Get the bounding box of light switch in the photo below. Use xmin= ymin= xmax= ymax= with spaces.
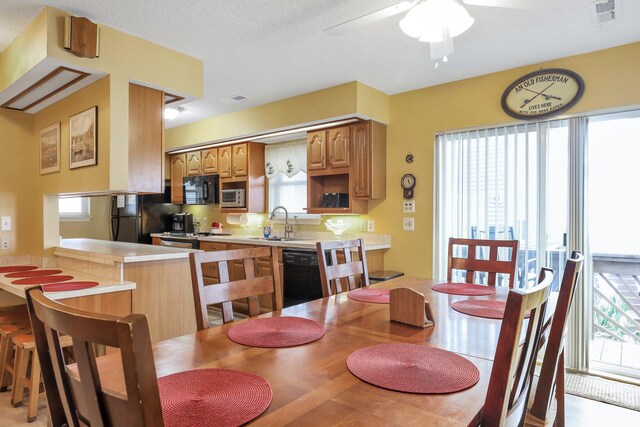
xmin=403 ymin=200 xmax=415 ymax=213
xmin=403 ymin=218 xmax=415 ymax=231
xmin=1 ymin=216 xmax=11 ymax=231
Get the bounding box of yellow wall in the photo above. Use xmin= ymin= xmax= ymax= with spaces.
xmin=59 ymin=196 xmax=111 ymax=240
xmin=0 ymin=110 xmax=35 ymax=256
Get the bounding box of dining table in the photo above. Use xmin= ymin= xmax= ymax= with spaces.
xmin=85 ymin=276 xmax=551 ymax=427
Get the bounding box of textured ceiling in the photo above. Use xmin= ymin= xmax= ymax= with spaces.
xmin=1 ymin=0 xmax=639 ymax=128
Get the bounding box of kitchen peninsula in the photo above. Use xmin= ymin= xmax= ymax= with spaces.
xmin=54 ymin=239 xmax=200 ymax=342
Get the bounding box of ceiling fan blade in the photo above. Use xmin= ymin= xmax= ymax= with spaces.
xmin=462 ymin=0 xmax=549 ymax=9
xmin=324 ymin=1 xmax=415 ymax=36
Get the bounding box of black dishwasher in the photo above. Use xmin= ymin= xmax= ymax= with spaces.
xmin=282 ymin=249 xmax=326 ymax=307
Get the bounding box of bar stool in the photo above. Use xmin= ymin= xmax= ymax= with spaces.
xmin=11 ymin=333 xmax=73 ymax=422
xmin=0 ymin=318 xmax=32 ymax=392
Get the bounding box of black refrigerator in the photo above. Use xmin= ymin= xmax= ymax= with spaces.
xmin=110 ymin=190 xmax=181 ymax=244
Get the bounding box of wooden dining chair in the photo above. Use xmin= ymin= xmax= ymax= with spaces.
xmin=189 ymin=246 xmax=283 ymax=329
xmin=470 ymin=267 xmax=554 ymax=427
xmin=316 ymin=239 xmax=369 ymax=297
xmin=448 ymin=237 xmax=520 ymax=288
xmin=526 ymin=251 xmax=584 ymax=427
xmin=24 ymin=286 xmax=165 ymax=427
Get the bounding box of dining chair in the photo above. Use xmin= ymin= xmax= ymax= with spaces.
xmin=526 ymin=251 xmax=584 ymax=427
xmin=24 ymin=286 xmax=165 ymax=427
xmin=316 ymin=238 xmax=369 ymax=297
xmin=448 ymin=237 xmax=520 ymax=288
xmin=189 ymin=246 xmax=283 ymax=329
xmin=470 ymin=267 xmax=554 ymax=427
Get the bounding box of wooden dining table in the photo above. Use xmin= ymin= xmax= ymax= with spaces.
xmin=88 ymin=276 xmax=542 ymax=427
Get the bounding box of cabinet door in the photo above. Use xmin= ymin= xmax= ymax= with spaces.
xmin=186 ymin=151 xmax=202 ymax=176
xmin=232 ymin=143 xmax=248 ymax=177
xmin=327 ymin=126 xmax=350 ymax=168
xmin=351 ymin=122 xmax=370 ymax=198
xmin=218 ymin=146 xmax=232 ymax=178
xmin=307 ymin=131 xmax=326 ymax=170
xmin=202 ymin=148 xmax=218 ymax=174
xmin=170 ymin=154 xmax=186 ymax=204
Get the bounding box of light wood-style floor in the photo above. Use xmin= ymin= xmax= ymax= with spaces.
xmin=1 ymin=388 xmax=639 ymax=426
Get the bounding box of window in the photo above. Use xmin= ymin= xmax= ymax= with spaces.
xmin=268 ymin=171 xmax=308 ymax=214
xmin=59 ymin=197 xmax=91 ymax=221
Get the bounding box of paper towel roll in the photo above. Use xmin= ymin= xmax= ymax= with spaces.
xmin=226 ymin=213 xmax=249 ymax=225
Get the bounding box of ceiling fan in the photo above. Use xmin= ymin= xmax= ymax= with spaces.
xmin=324 ymin=0 xmax=549 ymax=67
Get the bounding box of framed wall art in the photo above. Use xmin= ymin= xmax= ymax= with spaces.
xmin=69 ymin=106 xmax=98 ymax=169
xmin=39 ymin=121 xmax=61 ymax=174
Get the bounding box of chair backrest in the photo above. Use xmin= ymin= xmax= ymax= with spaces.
xmin=477 ymin=268 xmax=554 ymax=427
xmin=316 ymin=239 xmax=369 ymax=297
xmin=448 ymin=237 xmax=520 ymax=288
xmin=528 ymin=251 xmax=584 ymax=422
xmin=189 ymin=246 xmax=283 ymax=329
xmin=25 ymin=286 xmax=163 ymax=427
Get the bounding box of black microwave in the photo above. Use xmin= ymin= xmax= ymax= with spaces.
xmin=183 ymin=175 xmax=219 ymax=205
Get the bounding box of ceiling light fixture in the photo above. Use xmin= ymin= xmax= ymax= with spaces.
xmin=399 ymin=0 xmax=474 ymax=68
xmin=164 ymin=106 xmax=183 ymax=120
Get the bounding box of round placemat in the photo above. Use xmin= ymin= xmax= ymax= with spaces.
xmin=158 ymin=368 xmax=272 ymax=427
xmin=431 ymin=282 xmax=496 ymax=296
xmin=0 ymin=265 xmax=38 ymax=273
xmin=42 ymin=281 xmax=99 ymax=292
xmin=347 ymin=343 xmax=479 ymax=394
xmin=12 ymin=275 xmax=74 ymax=285
xmin=348 ymin=288 xmax=390 ymax=304
xmin=227 ymin=316 xmax=325 ymax=348
xmin=451 ymin=300 xmax=529 ymax=319
xmin=6 ymin=269 xmax=62 ymax=278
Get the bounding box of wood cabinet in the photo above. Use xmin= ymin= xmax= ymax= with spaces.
xmin=152 ymin=237 xmax=161 ymax=246
xmin=128 ymin=83 xmax=165 ymax=193
xmin=170 ymin=154 xmax=186 ymax=204
xmin=232 ymin=143 xmax=248 ymax=177
xmin=307 ymin=131 xmax=326 ymax=170
xmin=306 ymin=120 xmax=386 ymax=214
xmin=202 ymin=148 xmax=218 ymax=174
xmin=327 ymin=126 xmax=350 ymax=168
xmin=218 ymin=146 xmax=232 ymax=179
xmin=219 ymin=142 xmax=265 ymax=213
xmin=186 ymin=151 xmax=202 ymax=176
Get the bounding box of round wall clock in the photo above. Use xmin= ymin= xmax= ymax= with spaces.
xmin=401 ymin=173 xmax=416 ymax=199
xmin=501 ymin=68 xmax=584 ymax=120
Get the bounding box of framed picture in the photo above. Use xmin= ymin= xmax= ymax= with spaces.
xmin=39 ymin=122 xmax=61 ymax=174
xmin=69 ymin=106 xmax=98 ymax=169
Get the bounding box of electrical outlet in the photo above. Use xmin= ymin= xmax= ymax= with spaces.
xmin=403 ymin=200 xmax=415 ymax=213
xmin=1 ymin=236 xmax=10 ymax=250
xmin=203 ymin=217 xmax=208 ymax=226
xmin=257 ymin=217 xmax=263 ymax=228
xmin=360 ymin=220 xmax=366 ymax=232
xmin=367 ymin=220 xmax=374 ymax=232
xmin=403 ymin=218 xmax=415 ymax=231
xmin=1 ymin=216 xmax=10 ymax=231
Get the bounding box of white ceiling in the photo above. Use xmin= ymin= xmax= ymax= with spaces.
xmin=1 ymin=0 xmax=639 ymax=129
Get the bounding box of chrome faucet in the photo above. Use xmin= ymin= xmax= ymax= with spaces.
xmin=269 ymin=205 xmax=293 ymax=240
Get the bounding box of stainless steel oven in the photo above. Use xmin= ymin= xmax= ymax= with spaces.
xmin=159 ymin=237 xmax=199 ymax=249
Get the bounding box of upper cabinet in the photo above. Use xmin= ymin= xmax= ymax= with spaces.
xmin=306 ymin=120 xmax=386 ymax=214
xmin=218 ymin=146 xmax=232 ymax=179
xmin=186 ymin=151 xmax=202 ymax=176
xmin=170 ymin=154 xmax=186 ymax=204
xmin=232 ymin=143 xmax=248 ymax=177
xmin=128 ymin=83 xmax=165 ymax=193
xmin=202 ymin=148 xmax=218 ymax=174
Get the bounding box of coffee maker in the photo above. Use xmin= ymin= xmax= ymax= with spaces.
xmin=171 ymin=213 xmax=194 ymax=234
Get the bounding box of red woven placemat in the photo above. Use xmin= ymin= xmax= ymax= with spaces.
xmin=348 ymin=288 xmax=390 ymax=304
xmin=451 ymin=300 xmax=529 ymax=319
xmin=227 ymin=316 xmax=325 ymax=348
xmin=347 ymin=343 xmax=480 ymax=394
xmin=12 ymin=275 xmax=74 ymax=285
xmin=42 ymin=281 xmax=99 ymax=292
xmin=158 ymin=368 xmax=272 ymax=427
xmin=0 ymin=266 xmax=38 ymax=273
xmin=6 ymin=269 xmax=62 ymax=278
xmin=431 ymin=282 xmax=496 ymax=296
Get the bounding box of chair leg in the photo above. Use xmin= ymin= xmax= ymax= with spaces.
xmin=554 ymin=351 xmax=566 ymax=427
xmin=0 ymin=334 xmax=11 ymax=392
xmin=11 ymin=343 xmax=28 ymax=406
xmin=27 ymin=351 xmax=41 ymax=423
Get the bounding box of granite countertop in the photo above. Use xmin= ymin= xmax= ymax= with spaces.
xmin=55 ymin=238 xmax=201 ymax=264
xmin=0 ymin=267 xmax=135 ymax=300
xmin=151 ymin=233 xmax=391 ymax=251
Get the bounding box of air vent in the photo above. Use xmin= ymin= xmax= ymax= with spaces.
xmin=220 ymin=95 xmax=247 ymax=104
xmin=591 ymin=0 xmax=616 ymax=25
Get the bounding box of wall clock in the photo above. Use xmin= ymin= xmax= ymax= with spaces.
xmin=401 ymin=173 xmax=416 ymax=199
xmin=501 ymin=68 xmax=584 ymax=120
